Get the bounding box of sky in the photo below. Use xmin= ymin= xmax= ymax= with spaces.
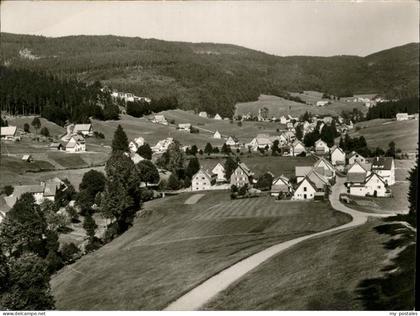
xmin=1 ymin=1 xmax=419 ymax=57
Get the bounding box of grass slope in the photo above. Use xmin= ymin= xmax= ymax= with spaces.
xmin=204 ymin=219 xmax=393 ymax=310
xmin=349 ymin=119 xmax=418 ymax=153
xmin=51 ymin=191 xmax=350 ymax=310
xmin=6 ymin=116 xmax=66 ymax=138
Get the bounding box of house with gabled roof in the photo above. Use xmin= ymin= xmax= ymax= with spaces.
xmin=295 ymin=166 xmax=314 ymax=183
xmin=347 ymin=160 xmax=370 ymax=175
xmin=290 ymin=140 xmax=306 ymax=156
xmin=1 ymin=126 xmax=17 ymax=140
xmin=330 ymin=146 xmax=346 ymax=166
xmin=177 ymin=123 xmax=192 ymax=132
xmin=371 ymin=157 xmax=395 ymax=185
xmin=230 ymin=163 xmax=254 ymax=187
xmin=225 ymin=136 xmax=239 ymax=147
xmin=199 ymin=111 xmax=208 ymax=118
xmin=293 ymin=177 xmax=317 ymax=200
xmin=213 ymin=130 xmax=222 ymax=139
xmin=347 ymin=172 xmax=390 ymax=197
xmin=348 ymin=151 xmax=366 ymax=165
xmin=192 ymin=168 xmax=213 ymax=191
xmin=315 ymin=139 xmax=329 ymax=155
xmin=152 ymin=115 xmax=168 ymax=125
xmin=65 ymin=135 xmax=86 ymax=152
xmin=211 ymin=163 xmax=226 ymax=183
xmin=73 ymin=124 xmax=93 ymax=137
xmin=271 ymin=175 xmax=292 ymax=197
xmin=247 ymin=134 xmax=272 ymax=151
xmin=214 ymin=113 xmax=222 ymax=120
xmin=313 ymin=157 xmax=335 ymax=179
xmin=306 ymin=169 xmax=330 ymax=191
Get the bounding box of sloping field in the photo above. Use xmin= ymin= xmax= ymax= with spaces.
xmin=203 ymin=219 xmax=397 ymax=310
xmin=51 ymin=191 xmax=350 ymax=310
xmin=91 ymin=114 xmax=225 ymax=148
xmin=235 ymin=94 xmax=367 ymax=118
xmin=349 ymin=119 xmax=418 ymax=153
xmin=7 ymin=116 xmax=65 ymax=138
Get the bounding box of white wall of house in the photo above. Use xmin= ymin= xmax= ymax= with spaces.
xmin=348 ymin=162 xmax=367 ymax=174
xmin=212 ymin=163 xmax=226 ymax=182
xmin=331 ymin=149 xmax=346 ymax=165
xmin=349 ymin=154 xmax=366 ymax=165
xmin=349 ymin=186 xmax=367 ymax=196
xmin=293 ymin=179 xmax=316 ymax=200
xmin=230 ymin=167 xmax=249 ymax=187
xmin=192 ymin=170 xmax=211 ymax=191
xmin=374 ymin=169 xmax=395 ymax=186
xmin=292 ymin=143 xmax=306 ymax=156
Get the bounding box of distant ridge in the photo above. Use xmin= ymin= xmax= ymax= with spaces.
xmin=1 ymin=32 xmax=418 ymax=116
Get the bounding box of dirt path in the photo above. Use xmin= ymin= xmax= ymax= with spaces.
xmin=184 ymin=193 xmax=205 ymax=205
xmin=164 ymin=176 xmax=396 ymax=311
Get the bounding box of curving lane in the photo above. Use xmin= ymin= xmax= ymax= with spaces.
xmin=164 ymin=176 xmax=397 ymax=311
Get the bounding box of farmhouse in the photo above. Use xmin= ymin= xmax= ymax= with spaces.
xmin=313 ymin=157 xmax=335 ymax=179
xmin=49 ymin=142 xmax=65 ymax=151
xmin=1 ymin=126 xmax=17 ymax=140
xmin=293 ymin=177 xmax=317 ymax=200
xmin=316 ymin=100 xmax=329 ymax=107
xmin=22 ymin=154 xmax=33 ymax=162
xmin=199 ymin=111 xmax=208 ymax=118
xmin=230 ymin=163 xmax=254 ymax=187
xmin=211 ymin=163 xmax=226 ymax=183
xmin=330 ymin=146 xmax=346 ymax=166
xmin=295 ymin=166 xmax=313 ymax=183
xmin=306 ymin=169 xmax=330 ymax=191
xmin=192 ymin=169 xmax=212 ymax=191
xmin=247 ymin=134 xmax=272 ymax=151
xmin=396 ymin=113 xmax=409 ymax=121
xmin=225 ymin=136 xmax=239 ymax=147
xmin=323 ymin=116 xmax=333 ymax=124
xmin=271 ymin=134 xmax=288 ymax=146
xmin=347 ymin=172 xmax=390 ymax=197
xmin=178 ymin=123 xmax=191 ymax=132
xmin=65 ymin=135 xmax=86 ymax=152
xmin=280 ymin=115 xmax=290 ymax=124
xmin=152 ymin=137 xmax=173 ymax=154
xmin=271 ymin=175 xmax=291 ymax=197
xmin=347 ymin=160 xmax=370 ymax=175
xmin=371 ymin=157 xmax=395 ymax=185
xmin=314 ymin=139 xmax=329 ymax=155
xmin=214 ymin=113 xmax=222 ymax=120
xmin=152 ymin=115 xmax=168 ymax=125
xmin=73 ymin=124 xmax=93 ymax=137
xmin=290 ymin=140 xmax=306 ymax=156
xmin=213 ymin=130 xmax=222 ymax=139
xmin=348 ymin=151 xmax=366 ymax=165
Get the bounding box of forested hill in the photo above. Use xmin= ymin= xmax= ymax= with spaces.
xmin=1 ymin=32 xmax=418 ymax=117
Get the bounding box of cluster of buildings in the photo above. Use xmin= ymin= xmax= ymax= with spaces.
xmin=396 ymin=113 xmax=418 ymax=121
xmin=110 ymin=90 xmax=151 ymax=104
xmin=57 ymin=123 xmax=94 ymax=153
xmin=0 ymin=126 xmax=19 ymax=141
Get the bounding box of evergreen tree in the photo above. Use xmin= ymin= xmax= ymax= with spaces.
xmin=186 ymin=157 xmax=200 ymax=178
xmin=167 ymin=173 xmax=181 ymax=190
xmin=295 ymin=124 xmax=303 ymax=141
xmin=190 ymin=145 xmax=198 ymax=156
xmin=137 ymin=143 xmax=152 ymax=160
xmin=79 ymin=170 xmax=106 ymax=203
xmin=31 ymin=117 xmax=41 ymax=135
xmin=40 ymin=127 xmax=50 ymax=137
xmin=385 ymin=141 xmax=396 ymax=158
xmin=271 ymin=140 xmax=280 ymax=156
xmin=83 ymin=214 xmax=97 ymax=240
xmin=111 ymin=125 xmax=129 ymax=153
xmin=224 ymin=157 xmax=238 ymax=180
xmin=136 ymin=160 xmax=160 ymax=185
xmin=23 ymin=123 xmax=30 ymax=133
xmin=204 ymin=143 xmax=213 ymax=155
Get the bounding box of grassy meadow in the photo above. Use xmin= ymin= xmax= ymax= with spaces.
xmin=51 ymin=191 xmax=351 ymax=310
xmin=204 ymin=219 xmax=392 ymax=310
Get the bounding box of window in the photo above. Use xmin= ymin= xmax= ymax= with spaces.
xmin=303 ymin=187 xmax=307 ymax=192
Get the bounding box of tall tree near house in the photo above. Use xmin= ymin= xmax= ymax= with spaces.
xmin=137 ymin=143 xmax=153 ymax=160
xmin=31 ymin=117 xmax=41 ymax=135
xmin=255 ymin=172 xmax=273 ymax=191
xmin=0 ymin=117 xmax=7 ymax=127
xmin=190 ymin=145 xmax=198 ymax=156
xmin=101 ymin=151 xmax=141 ymax=235
xmin=79 ymin=170 xmax=106 ymax=203
xmin=23 ymin=123 xmax=30 ymax=133
xmin=83 ymin=213 xmax=97 ymax=241
xmin=111 ymin=124 xmax=129 ymax=153
xmin=224 ymin=157 xmax=238 ymax=180
xmin=186 ymin=157 xmax=200 ymax=178
xmin=40 ymin=126 xmax=50 ymax=137
xmin=156 ymin=141 xmax=185 ymax=174
xmin=385 ymin=141 xmax=396 ymax=158
xmin=271 ymin=140 xmax=280 ymax=156
xmin=221 ymin=143 xmax=231 ymax=155
xmin=136 ymin=160 xmax=160 ymax=185
xmin=320 ymin=125 xmax=335 ymax=147
xmin=204 ymin=142 xmax=213 ymax=155
xmin=295 ymin=124 xmax=303 ymax=141
xmin=0 ymin=252 xmax=55 ymax=310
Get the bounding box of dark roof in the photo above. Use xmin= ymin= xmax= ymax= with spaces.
xmin=346 ymin=172 xmax=366 ymax=183
xmin=371 ymin=157 xmax=393 ymax=170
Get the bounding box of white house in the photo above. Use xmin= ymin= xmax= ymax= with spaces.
xmin=280 ymin=115 xmax=290 ymax=124
xmin=214 ymin=113 xmax=222 ymax=120
xmin=313 ymin=157 xmax=335 ymax=179
xmin=178 ymin=123 xmax=191 ymax=132
xmin=247 ymin=134 xmax=272 ymax=151
xmin=230 ymin=163 xmax=253 ymax=187
xmin=348 ymin=172 xmax=390 ymax=197
xmin=316 ymin=100 xmax=329 ymax=107
xmin=152 ymin=137 xmax=173 ymax=154
xmin=213 ymin=130 xmax=222 ymax=139
xmin=293 ymin=177 xmax=317 ymax=200
xmin=271 ymin=134 xmax=288 ymax=146
xmin=199 ymin=111 xmax=208 ymax=118
xmin=192 ymin=169 xmax=212 ymax=191
xmin=152 ymin=115 xmax=168 ymax=125
xmin=323 ymin=116 xmax=333 ymax=124
xmin=212 ymin=163 xmax=226 ymax=183
xmin=73 ymin=124 xmax=93 ymax=137
xmin=330 ymin=146 xmax=346 ymax=166
xmin=371 ymin=157 xmax=395 ymax=185
xmin=314 ymin=139 xmax=329 ymax=155
xmin=348 ymin=151 xmax=366 ymax=165
xmin=271 ymin=175 xmax=291 ymax=197
xmin=65 ymin=135 xmax=86 ymax=152
xmin=290 ymin=140 xmax=306 ymax=156
xmin=347 ymin=160 xmax=370 ymax=175
xmin=225 ymin=136 xmax=239 ymax=147
xmin=0 ymin=126 xmax=17 ymax=140
xmin=396 ymin=113 xmax=409 ymax=121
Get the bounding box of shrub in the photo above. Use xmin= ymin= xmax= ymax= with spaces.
xmin=190 ymin=126 xmax=199 ymax=133
xmin=61 ymin=242 xmax=80 ymax=262
xmin=94 ymin=131 xmax=105 ymax=139
xmin=40 ymin=127 xmax=50 ymax=137
xmin=3 ymin=185 xmax=14 ymax=196
xmin=23 ymin=123 xmax=30 ymax=133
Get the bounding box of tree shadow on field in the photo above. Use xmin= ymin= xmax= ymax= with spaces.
xmin=355 ymin=221 xmax=416 ymax=310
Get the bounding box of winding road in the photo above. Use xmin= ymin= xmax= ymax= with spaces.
xmin=164 ymin=176 xmax=397 ymax=311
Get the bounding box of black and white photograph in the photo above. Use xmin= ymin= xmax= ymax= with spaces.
xmin=0 ymin=0 xmax=418 ymax=312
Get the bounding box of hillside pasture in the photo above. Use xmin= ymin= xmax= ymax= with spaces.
xmin=6 ymin=116 xmax=66 ymax=138
xmin=51 ymin=191 xmax=350 ymax=310
xmin=204 ymin=219 xmax=392 ymax=310
xmin=349 ymin=119 xmax=418 ymax=153
xmin=235 ymin=94 xmax=367 ymax=119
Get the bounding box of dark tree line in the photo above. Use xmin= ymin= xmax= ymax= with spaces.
xmin=126 ymin=96 xmax=178 ymax=118
xmin=0 ymin=66 xmax=119 ymax=126
xmin=366 ymin=97 xmax=419 ymax=120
